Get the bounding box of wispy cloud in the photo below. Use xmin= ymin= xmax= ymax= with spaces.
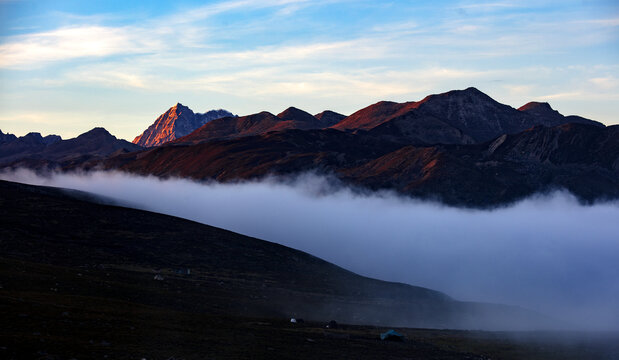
xmin=0 ymin=26 xmax=145 ymax=68
xmin=589 ymin=76 xmax=618 ymax=90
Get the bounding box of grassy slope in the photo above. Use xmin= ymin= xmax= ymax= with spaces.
xmin=0 ymin=180 xmax=617 ymax=359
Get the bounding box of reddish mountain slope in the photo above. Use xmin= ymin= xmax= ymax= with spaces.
xmin=272 ymin=107 xmax=324 ymax=131
xmin=344 ymin=123 xmax=618 ymax=205
xmin=176 ymin=107 xmax=328 ymax=144
xmin=332 ymin=100 xmax=419 ymax=131
xmin=176 ymin=111 xmax=280 ymax=144
xmin=104 ymin=123 xmax=618 ymax=207
xmin=107 ymin=129 xmax=400 ymax=180
xmin=133 ymin=103 xmax=233 ymax=147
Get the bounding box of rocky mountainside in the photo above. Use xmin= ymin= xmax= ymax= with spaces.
xmin=0 ymin=131 xmax=60 ymax=146
xmin=105 ymin=123 xmax=618 ymax=207
xmin=0 ymin=130 xmax=17 ymax=144
xmin=0 ymin=131 xmax=62 ymax=163
xmin=344 ymin=123 xmax=619 ymax=206
xmin=332 ymin=100 xmax=419 ymax=131
xmin=333 ymin=88 xmax=603 ymax=143
xmin=314 ymin=110 xmax=346 ymax=127
xmin=175 ymin=106 xmax=337 ymax=145
xmin=0 ymin=128 xmax=141 ymax=169
xmin=133 ymin=103 xmax=234 ymax=147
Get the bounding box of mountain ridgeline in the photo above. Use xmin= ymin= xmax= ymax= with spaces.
xmin=1 ymin=87 xmax=616 ymax=207
xmin=0 ymin=128 xmax=140 ymax=170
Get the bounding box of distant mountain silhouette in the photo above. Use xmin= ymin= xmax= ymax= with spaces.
xmin=314 ymin=110 xmax=346 ymax=127
xmin=133 ymin=103 xmax=234 ymax=147
xmin=0 ymin=130 xmax=17 ymax=145
xmin=0 ymin=127 xmax=141 ymax=169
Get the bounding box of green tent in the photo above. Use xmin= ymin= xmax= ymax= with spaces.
xmin=380 ymin=329 xmax=405 ymax=341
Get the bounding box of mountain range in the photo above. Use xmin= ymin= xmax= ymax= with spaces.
xmin=1 ymin=87 xmax=616 ymax=207
xmin=0 ymin=128 xmax=140 ymax=170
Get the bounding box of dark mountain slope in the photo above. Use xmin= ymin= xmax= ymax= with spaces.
xmin=175 ymin=111 xmax=283 ymax=144
xmin=107 ymin=129 xmax=402 ymax=180
xmin=176 ymin=107 xmax=328 ymax=144
xmin=332 ymin=100 xmax=419 ymax=131
xmin=344 ymin=124 xmax=619 ymax=206
xmin=104 ymin=123 xmax=618 ymax=207
xmin=332 ymin=88 xmax=604 ymax=144
xmin=518 ymin=102 xmax=602 ymax=128
xmin=0 ymin=132 xmax=61 ymax=161
xmin=314 ymin=110 xmax=346 ymax=127
xmin=6 ymin=180 xmax=611 ymax=359
xmin=365 ymin=110 xmax=475 ymax=145
xmin=0 ymin=129 xmax=17 ymax=144
xmin=410 ymin=87 xmax=533 ymax=142
xmin=0 ymin=128 xmax=140 ymax=168
xmin=0 ymin=179 xmax=547 ymax=330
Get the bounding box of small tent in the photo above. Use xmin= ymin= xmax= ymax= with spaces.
xmin=380 ymin=329 xmax=405 ymax=341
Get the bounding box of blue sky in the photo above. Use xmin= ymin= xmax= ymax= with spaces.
xmin=0 ymin=0 xmax=617 ymax=140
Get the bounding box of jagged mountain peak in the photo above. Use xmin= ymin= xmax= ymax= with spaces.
xmin=133 ymin=103 xmax=234 ymax=147
xmin=0 ymin=129 xmax=17 ymax=145
xmin=315 ymin=110 xmax=346 ymax=127
xmin=277 ymin=107 xmax=316 ymax=122
xmin=418 ymin=87 xmax=497 ymax=106
xmin=20 ymin=132 xmax=61 ymax=146
xmin=171 ymin=102 xmax=191 ymax=111
xmin=78 ymin=127 xmax=115 ymax=140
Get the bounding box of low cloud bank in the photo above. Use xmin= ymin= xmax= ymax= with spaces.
xmin=3 ymin=169 xmax=619 ymax=330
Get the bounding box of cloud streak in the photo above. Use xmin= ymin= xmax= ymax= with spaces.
xmin=0 ymin=26 xmax=145 ymax=68
xmin=2 ymin=169 xmax=618 ymax=331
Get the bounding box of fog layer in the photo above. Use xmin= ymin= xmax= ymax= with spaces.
xmin=3 ymin=169 xmax=618 ymax=330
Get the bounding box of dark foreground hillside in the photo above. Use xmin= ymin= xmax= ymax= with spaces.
xmin=1 ymin=180 xmax=617 ymax=359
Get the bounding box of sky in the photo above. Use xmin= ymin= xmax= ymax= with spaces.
xmin=0 ymin=0 xmax=618 ymax=141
